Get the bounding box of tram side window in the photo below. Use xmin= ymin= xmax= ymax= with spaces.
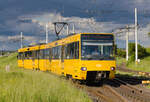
xmin=21 ymin=52 xmax=24 ymax=60
xmin=57 ymin=46 xmax=61 ymax=59
xmin=24 ymin=52 xmax=28 ymax=59
xmin=28 ymin=51 xmax=32 ymax=59
xmin=24 ymin=51 xmax=30 ymax=59
xmin=52 ymin=46 xmax=61 ymax=59
xmin=52 ymin=47 xmax=56 ymax=59
xmin=74 ymin=42 xmax=79 ymax=59
xmin=39 ymin=50 xmax=44 ymax=59
xmin=32 ymin=51 xmax=36 ymax=59
xmin=18 ymin=53 xmax=20 ymax=59
xmin=65 ymin=42 xmax=79 ymax=59
xmin=18 ymin=52 xmax=22 ymax=59
xmin=44 ymin=49 xmax=50 ymax=59
xmin=35 ymin=50 xmax=39 ymax=59
xmin=49 ymin=48 xmax=52 ymax=60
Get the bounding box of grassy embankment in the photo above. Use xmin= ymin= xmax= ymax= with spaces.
xmin=0 ymin=53 xmax=91 ymax=102
xmin=116 ymin=48 xmax=150 ymax=73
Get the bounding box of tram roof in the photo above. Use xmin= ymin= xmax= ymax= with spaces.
xmin=18 ymin=33 xmax=114 ymax=52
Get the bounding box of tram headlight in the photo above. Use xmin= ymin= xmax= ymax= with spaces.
xmin=81 ymin=67 xmax=87 ymax=71
xmin=110 ymin=67 xmax=115 ymax=71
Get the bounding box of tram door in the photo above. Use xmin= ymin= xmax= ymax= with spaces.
xmin=48 ymin=48 xmax=51 ymax=71
xmin=61 ymin=45 xmax=65 ymax=75
xmin=22 ymin=52 xmax=24 ymax=68
xmin=32 ymin=51 xmax=36 ymax=69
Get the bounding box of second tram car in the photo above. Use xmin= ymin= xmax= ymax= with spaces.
xmin=18 ymin=33 xmax=116 ymax=83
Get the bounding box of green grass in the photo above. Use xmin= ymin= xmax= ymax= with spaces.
xmin=147 ymin=85 xmax=150 ymax=88
xmin=116 ymin=70 xmax=135 ymax=76
xmin=127 ymin=56 xmax=150 ymax=72
xmin=0 ymin=53 xmax=91 ymax=102
xmin=116 ymin=56 xmax=150 ymax=72
xmin=116 ymin=52 xmax=150 ymax=73
xmin=116 ymin=57 xmax=126 ymax=66
xmin=146 ymin=48 xmax=150 ymax=54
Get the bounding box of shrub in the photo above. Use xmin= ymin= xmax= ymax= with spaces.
xmin=117 ymin=48 xmax=126 ymax=58
xmin=128 ymin=43 xmax=148 ymax=61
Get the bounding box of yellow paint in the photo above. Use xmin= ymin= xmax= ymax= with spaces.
xmin=17 ymin=33 xmax=116 ymax=81
xmin=18 ymin=60 xmax=24 ymax=68
xmin=142 ymin=80 xmax=150 ymax=84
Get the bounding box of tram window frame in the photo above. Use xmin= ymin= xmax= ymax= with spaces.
xmin=61 ymin=45 xmax=65 ymax=62
xmin=44 ymin=49 xmax=50 ymax=59
xmin=26 ymin=51 xmax=29 ymax=59
xmin=52 ymin=47 xmax=55 ymax=59
xmin=65 ymin=41 xmax=79 ymax=59
xmin=35 ymin=50 xmax=39 ymax=59
xmin=21 ymin=52 xmax=25 ymax=60
xmin=18 ymin=53 xmax=20 ymax=59
xmin=24 ymin=51 xmax=27 ymax=59
xmin=39 ymin=49 xmax=44 ymax=59
xmin=52 ymin=46 xmax=61 ymax=59
xmin=32 ymin=51 xmax=36 ymax=60
xmin=24 ymin=51 xmax=28 ymax=59
xmin=74 ymin=42 xmax=79 ymax=59
xmin=49 ymin=48 xmax=52 ymax=61
xmin=18 ymin=52 xmax=22 ymax=59
xmin=28 ymin=51 xmax=32 ymax=59
xmin=57 ymin=46 xmax=61 ymax=59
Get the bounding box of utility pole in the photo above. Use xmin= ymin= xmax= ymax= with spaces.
xmin=46 ymin=24 xmax=48 ymax=43
xmin=67 ymin=25 xmax=69 ymax=35
xmin=126 ymin=25 xmax=129 ymax=61
xmin=114 ymin=25 xmax=134 ymax=61
xmin=73 ymin=24 xmax=75 ymax=34
xmin=135 ymin=8 xmax=138 ymax=63
xmin=21 ymin=32 xmax=23 ymax=48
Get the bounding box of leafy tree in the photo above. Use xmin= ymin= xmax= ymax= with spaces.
xmin=113 ymin=44 xmax=117 ymax=55
xmin=117 ymin=48 xmax=126 ymax=58
xmin=148 ymin=32 xmax=150 ymax=37
xmin=128 ymin=43 xmax=148 ymax=61
xmin=117 ymin=43 xmax=148 ymax=62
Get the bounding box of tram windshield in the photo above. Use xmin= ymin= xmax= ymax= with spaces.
xmin=81 ymin=34 xmax=114 ymax=60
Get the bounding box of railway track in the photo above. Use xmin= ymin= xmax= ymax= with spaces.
xmin=75 ymin=77 xmax=150 ymax=102
xmin=106 ymin=78 xmax=150 ymax=102
xmin=118 ymin=64 xmax=150 ymax=84
xmin=76 ymin=83 xmax=128 ymax=102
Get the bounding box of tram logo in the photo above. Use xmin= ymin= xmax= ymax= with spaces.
xmin=96 ymin=64 xmax=102 ymax=67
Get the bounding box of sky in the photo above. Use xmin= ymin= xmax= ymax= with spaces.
xmin=0 ymin=0 xmax=150 ymax=50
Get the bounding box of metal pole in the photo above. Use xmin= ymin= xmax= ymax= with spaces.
xmin=21 ymin=32 xmax=23 ymax=48
xmin=46 ymin=24 xmax=48 ymax=43
xmin=126 ymin=26 xmax=129 ymax=61
xmin=73 ymin=24 xmax=75 ymax=34
xmin=135 ymin=8 xmax=138 ymax=62
xmin=67 ymin=25 xmax=69 ymax=35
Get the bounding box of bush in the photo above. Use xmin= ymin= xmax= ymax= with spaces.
xmin=113 ymin=44 xmax=117 ymax=55
xmin=117 ymin=48 xmax=126 ymax=58
xmin=146 ymin=48 xmax=150 ymax=55
xmin=128 ymin=43 xmax=148 ymax=61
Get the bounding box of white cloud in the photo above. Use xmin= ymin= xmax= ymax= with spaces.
xmin=2 ymin=10 xmax=150 ymax=50
xmin=0 ymin=35 xmax=41 ymax=50
xmin=31 ymin=13 xmax=123 ymax=35
xmin=0 ymin=36 xmax=8 ymax=42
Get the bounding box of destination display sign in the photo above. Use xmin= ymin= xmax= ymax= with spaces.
xmin=81 ymin=34 xmax=113 ymax=41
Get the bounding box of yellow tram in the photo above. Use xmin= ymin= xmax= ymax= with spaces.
xmin=18 ymin=33 xmax=116 ymax=82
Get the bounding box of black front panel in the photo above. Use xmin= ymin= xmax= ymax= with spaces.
xmin=81 ymin=34 xmax=114 ymax=41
